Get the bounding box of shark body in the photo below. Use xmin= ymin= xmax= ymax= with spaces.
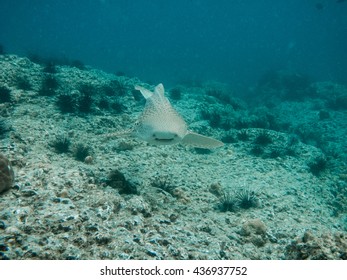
xmin=110 ymin=83 xmax=223 ymax=149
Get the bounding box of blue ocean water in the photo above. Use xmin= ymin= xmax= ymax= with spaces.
xmin=1 ymin=1 xmax=347 ymax=262
xmin=1 ymin=0 xmax=346 ymax=89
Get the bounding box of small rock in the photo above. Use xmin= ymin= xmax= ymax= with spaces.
xmin=146 ymin=248 xmax=158 ymax=257
xmin=21 ymin=189 xmax=37 ymax=197
xmin=0 ymin=153 xmax=15 ymax=193
xmin=0 ymin=220 xmax=6 ymax=229
xmin=240 ymin=219 xmax=267 ymax=236
xmin=84 ymin=156 xmax=93 ymax=164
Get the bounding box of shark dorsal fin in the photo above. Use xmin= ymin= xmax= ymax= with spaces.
xmin=154 ymin=83 xmax=165 ymax=98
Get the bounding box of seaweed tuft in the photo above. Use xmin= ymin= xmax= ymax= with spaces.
xmin=51 ymin=135 xmax=71 ymax=154
xmin=219 ymin=190 xmax=238 ymax=212
xmin=107 ymin=169 xmax=137 ymax=194
xmin=73 ymin=143 xmax=91 ymax=161
xmin=0 ymin=86 xmax=11 ymax=103
xmin=56 ymin=93 xmax=77 ymax=113
xmin=308 ymin=156 xmax=327 ymax=176
xmin=254 ymin=130 xmax=273 ymax=146
xmin=235 ymin=188 xmax=259 ymax=209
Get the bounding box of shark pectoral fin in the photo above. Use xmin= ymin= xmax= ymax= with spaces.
xmin=135 ymin=85 xmax=153 ymax=99
xmin=181 ymin=131 xmax=224 ymax=149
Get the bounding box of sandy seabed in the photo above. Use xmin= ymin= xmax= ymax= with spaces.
xmin=0 ymin=54 xmax=346 ymax=260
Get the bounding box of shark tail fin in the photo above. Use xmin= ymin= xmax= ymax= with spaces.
xmin=103 ymin=130 xmax=133 ymax=140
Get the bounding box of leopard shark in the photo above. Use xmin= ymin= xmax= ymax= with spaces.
xmin=108 ymin=83 xmax=223 ymax=149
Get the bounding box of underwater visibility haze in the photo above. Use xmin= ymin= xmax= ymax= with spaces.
xmin=1 ymin=0 xmax=347 ymax=88
xmin=0 ymin=0 xmax=346 ymax=260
